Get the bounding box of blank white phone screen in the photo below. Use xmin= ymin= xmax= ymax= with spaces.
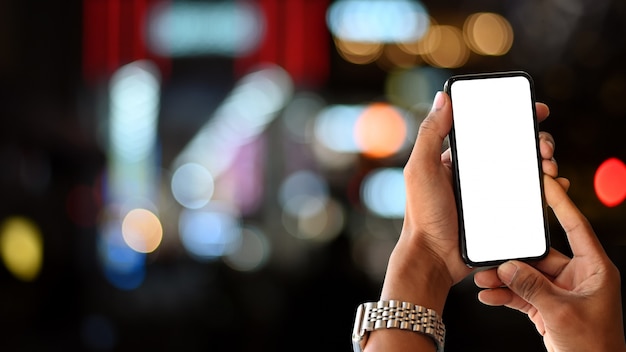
xmin=450 ymin=75 xmax=547 ymax=264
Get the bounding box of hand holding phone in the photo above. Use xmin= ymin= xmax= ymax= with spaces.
xmin=445 ymin=71 xmax=550 ymax=267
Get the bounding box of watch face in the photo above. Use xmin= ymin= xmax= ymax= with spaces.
xmin=352 ymin=303 xmax=367 ymax=352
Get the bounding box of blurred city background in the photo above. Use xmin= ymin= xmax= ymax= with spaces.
xmin=1 ymin=0 xmax=625 ymax=351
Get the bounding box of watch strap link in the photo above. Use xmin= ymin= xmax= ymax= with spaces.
xmin=353 ymin=300 xmax=445 ymax=352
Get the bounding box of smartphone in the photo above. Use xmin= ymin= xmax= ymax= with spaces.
xmin=444 ymin=71 xmax=550 ymax=267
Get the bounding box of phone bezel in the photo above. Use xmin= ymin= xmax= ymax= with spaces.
xmin=444 ymin=71 xmax=550 ymax=267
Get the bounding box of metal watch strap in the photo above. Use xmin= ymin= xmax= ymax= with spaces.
xmin=352 ymin=300 xmax=445 ymax=352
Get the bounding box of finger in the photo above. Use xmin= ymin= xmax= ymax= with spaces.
xmin=474 ymin=268 xmax=503 ymax=288
xmin=544 ymin=175 xmax=605 ymax=257
xmin=496 ymin=260 xmax=559 ymax=311
xmin=535 ymin=102 xmax=550 ymax=123
xmin=441 ymin=148 xmax=451 ymax=167
xmin=478 ymin=287 xmax=546 ymax=335
xmin=478 ymin=287 xmax=518 ymax=306
xmin=542 ymin=158 xmax=558 ymax=178
xmin=539 ymin=132 xmax=558 ymax=177
xmin=477 ymin=287 xmax=538 ymax=319
xmin=407 ymin=92 xmax=452 ymax=171
xmin=532 ymin=248 xmax=571 ymax=279
xmin=538 ymin=131 xmax=555 ymax=160
xmin=475 ymin=249 xmax=570 ymax=289
xmin=555 ymin=177 xmax=570 ymax=192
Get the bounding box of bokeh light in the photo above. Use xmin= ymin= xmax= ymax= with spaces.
xmin=354 ymin=103 xmax=407 ymax=158
xmin=281 ymin=197 xmax=345 ymax=242
xmin=333 ymin=38 xmax=383 ymax=65
xmin=396 ymin=17 xmax=439 ymax=56
xmin=212 ymin=136 xmax=267 ymax=216
xmin=0 ymin=217 xmax=43 ymax=282
xmin=99 ymin=219 xmax=146 ymax=290
xmin=327 ymin=0 xmax=430 ymax=43
xmin=148 ymin=1 xmax=264 ymax=57
xmin=360 ymin=168 xmax=406 ymax=218
xmin=174 ymin=64 xmax=293 ymax=179
xmin=594 ymin=157 xmax=626 ymax=207
xmin=422 ymin=25 xmax=469 ymax=68
xmin=277 ymin=170 xmax=345 ymax=242
xmin=463 ymin=12 xmax=514 ymax=56
xmin=380 ymin=43 xmax=422 ymax=69
xmin=278 ymin=170 xmax=329 ymax=217
xmin=121 ymin=208 xmax=163 ymax=253
xmin=219 ymin=66 xmax=293 ymax=142
xmin=224 ymin=226 xmax=270 ymax=272
xmin=314 ymin=105 xmax=362 ymax=153
xmin=179 ymin=207 xmax=242 ymax=261
xmin=109 ymin=60 xmax=160 ymax=164
xmin=311 ymin=140 xmax=359 ymax=171
xmin=171 ymin=163 xmax=215 ymax=209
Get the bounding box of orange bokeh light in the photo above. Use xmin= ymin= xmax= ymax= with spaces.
xmin=594 ymin=157 xmax=626 ymax=207
xmin=354 ymin=103 xmax=407 ymax=158
xmin=122 ymin=208 xmax=163 ymax=253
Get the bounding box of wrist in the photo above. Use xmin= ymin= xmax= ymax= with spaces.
xmin=380 ymin=238 xmax=452 ymax=314
xmin=363 ymin=239 xmax=450 ymax=352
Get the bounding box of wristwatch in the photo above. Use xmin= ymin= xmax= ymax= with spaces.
xmin=351 ymin=300 xmax=445 ymax=352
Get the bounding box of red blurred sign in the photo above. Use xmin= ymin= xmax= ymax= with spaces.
xmin=82 ymin=0 xmax=170 ymax=84
xmin=235 ymin=0 xmax=330 ymax=88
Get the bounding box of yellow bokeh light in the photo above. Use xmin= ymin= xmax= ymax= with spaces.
xmin=397 ymin=17 xmax=440 ymax=55
xmin=463 ymin=12 xmax=514 ymax=56
xmin=0 ymin=217 xmax=43 ymax=282
xmin=334 ymin=38 xmax=383 ymax=65
xmin=354 ymin=103 xmax=407 ymax=158
xmin=380 ymin=44 xmax=422 ymax=70
xmin=422 ymin=25 xmax=469 ymax=68
xmin=281 ymin=197 xmax=345 ymax=244
xmin=122 ymin=208 xmax=163 ymax=253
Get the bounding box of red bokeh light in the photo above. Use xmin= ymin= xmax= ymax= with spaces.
xmin=594 ymin=157 xmax=626 ymax=207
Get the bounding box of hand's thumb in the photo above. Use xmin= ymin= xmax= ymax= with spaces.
xmin=408 ymin=92 xmax=452 ymax=165
xmin=498 ymin=261 xmax=555 ymax=308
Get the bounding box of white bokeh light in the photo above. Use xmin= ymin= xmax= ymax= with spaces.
xmin=361 ymin=168 xmax=406 ymax=218
xmin=171 ymin=163 xmax=215 ymax=209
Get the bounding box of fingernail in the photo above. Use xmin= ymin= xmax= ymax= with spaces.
xmin=431 ymin=91 xmax=444 ymax=112
xmin=497 ymin=262 xmax=518 ymax=285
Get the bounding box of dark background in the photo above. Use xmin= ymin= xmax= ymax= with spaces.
xmin=1 ymin=1 xmax=625 ymax=351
